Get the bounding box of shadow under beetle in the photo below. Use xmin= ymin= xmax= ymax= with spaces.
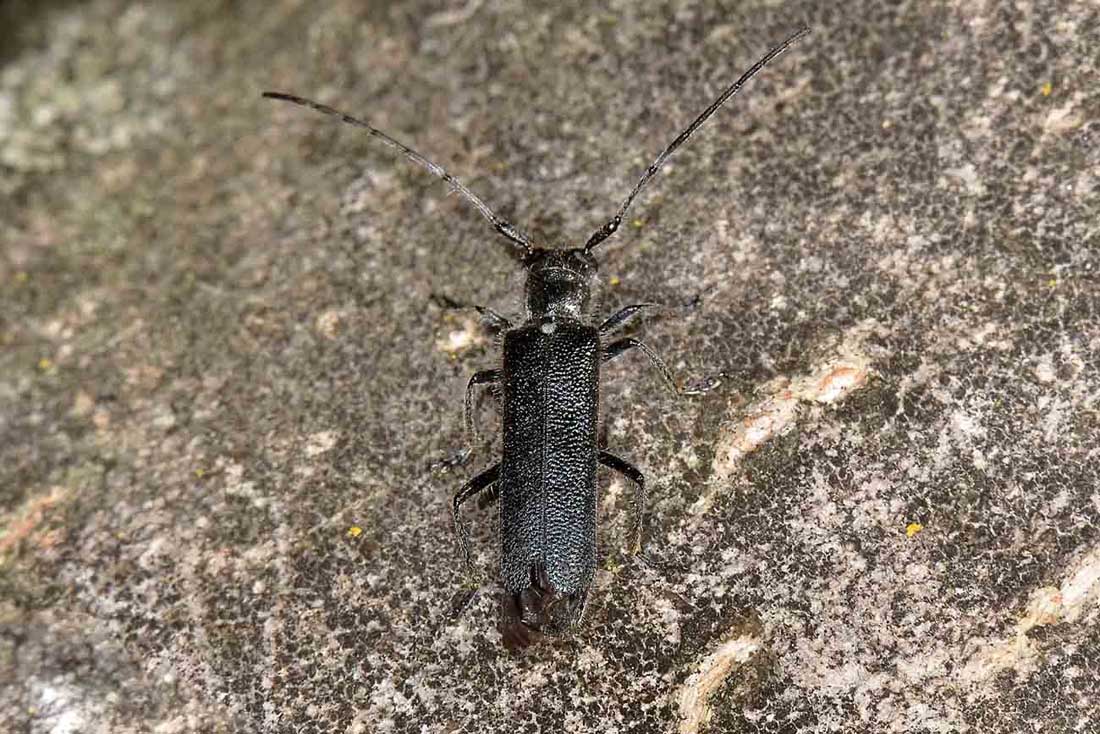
xmin=263 ymin=27 xmax=809 ymax=650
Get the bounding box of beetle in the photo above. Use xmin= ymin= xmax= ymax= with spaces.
xmin=263 ymin=27 xmax=809 ymax=648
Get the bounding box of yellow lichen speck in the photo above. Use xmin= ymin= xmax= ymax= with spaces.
xmin=906 ymin=522 xmax=924 ymax=538
xmin=1040 ymin=81 xmax=1053 ymax=97
xmin=609 ymin=275 xmax=621 ymax=287
xmin=347 ymin=526 xmax=363 ymax=538
xmin=37 ymin=357 xmax=53 ymax=371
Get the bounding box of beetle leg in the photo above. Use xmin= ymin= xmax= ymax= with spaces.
xmin=602 ymin=337 xmax=724 ymax=395
xmin=476 ymin=485 xmax=500 ymax=510
xmin=431 ymin=293 xmax=512 ymax=336
xmin=471 ymin=305 xmax=512 ymax=335
xmin=431 ymin=447 xmax=472 ymax=473
xmin=449 ymin=584 xmax=482 ymax=620
xmin=452 ymin=463 xmax=500 ymax=567
xmin=433 ymin=368 xmax=502 ymax=472
xmin=598 ymin=288 xmax=713 ymax=338
xmin=602 ymin=337 xmax=678 ymax=393
xmin=681 ymin=372 xmax=726 ymax=394
xmin=465 ymin=369 xmax=502 ymax=446
xmin=598 ymin=303 xmax=658 ymax=337
xmin=599 ymin=450 xmax=647 ymax=554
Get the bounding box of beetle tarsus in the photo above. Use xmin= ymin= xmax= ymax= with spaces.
xmin=430 ymin=447 xmax=472 ymax=473
xmin=681 ymin=371 xmax=727 ymax=395
xmin=449 ymin=586 xmax=481 ymax=620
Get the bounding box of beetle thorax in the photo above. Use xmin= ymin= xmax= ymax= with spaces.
xmin=523 ymin=248 xmax=598 ymax=320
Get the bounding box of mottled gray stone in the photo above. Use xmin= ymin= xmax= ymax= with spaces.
xmin=1 ymin=1 xmax=1098 ymax=732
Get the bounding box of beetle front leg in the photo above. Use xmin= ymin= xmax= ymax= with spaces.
xmin=598 ymin=289 xmax=712 ymax=338
xmin=598 ymin=303 xmax=658 ymax=337
xmin=431 ymin=293 xmax=513 ymax=336
xmin=599 ymin=450 xmax=647 ymax=554
xmin=453 ymin=463 xmax=500 ymax=567
xmin=602 ymin=337 xmax=722 ymax=395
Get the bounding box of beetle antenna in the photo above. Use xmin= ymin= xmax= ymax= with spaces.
xmin=262 ymin=91 xmax=533 ymax=257
xmin=583 ymin=26 xmax=810 ymax=253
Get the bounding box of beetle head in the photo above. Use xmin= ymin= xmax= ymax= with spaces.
xmin=523 ymin=247 xmax=598 ymax=320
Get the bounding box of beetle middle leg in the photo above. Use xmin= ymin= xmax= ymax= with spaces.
xmin=598 ymin=303 xmax=658 ymax=337
xmin=602 ymin=337 xmax=723 ymax=395
xmin=453 ymin=462 xmax=500 ymax=567
xmin=599 ymin=450 xmax=647 ymax=554
xmin=464 ymin=369 xmax=501 ymax=446
xmin=598 ymin=292 xmax=709 ymax=339
xmin=431 ymin=368 xmax=501 ymax=472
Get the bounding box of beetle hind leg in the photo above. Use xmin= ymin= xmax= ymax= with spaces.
xmin=430 ymin=447 xmax=473 ymax=473
xmin=452 ymin=463 xmax=500 ymax=568
xmin=599 ymin=450 xmax=647 ymax=554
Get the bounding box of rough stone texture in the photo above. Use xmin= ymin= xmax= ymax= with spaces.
xmin=2 ymin=1 xmax=1097 ymax=732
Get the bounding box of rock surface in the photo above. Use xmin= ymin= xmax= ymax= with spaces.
xmin=2 ymin=1 xmax=1097 ymax=732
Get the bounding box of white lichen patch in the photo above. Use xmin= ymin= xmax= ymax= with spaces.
xmin=434 ymin=317 xmax=486 ymax=355
xmin=1033 ymin=354 xmax=1056 ymax=384
xmin=305 ymin=430 xmax=338 ymax=457
xmin=1042 ymin=95 xmax=1085 ymax=136
xmin=314 ymin=309 xmax=346 ymax=340
xmin=942 ymin=162 xmax=986 ymax=197
xmin=441 ymin=618 xmax=481 ymax=660
xmin=676 ymin=631 xmax=762 ymax=734
xmin=30 ymin=679 xmax=103 ymax=734
xmin=220 ymin=460 xmax=268 ymax=509
xmin=649 ymin=595 xmax=683 ymax=647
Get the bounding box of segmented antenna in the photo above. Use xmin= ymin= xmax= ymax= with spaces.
xmin=583 ymin=26 xmax=811 ymax=253
xmin=262 ymin=91 xmax=533 ymax=257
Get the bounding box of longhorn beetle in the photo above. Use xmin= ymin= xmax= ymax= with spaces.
xmin=263 ymin=27 xmax=809 ymax=649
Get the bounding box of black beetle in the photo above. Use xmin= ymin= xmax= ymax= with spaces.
xmin=263 ymin=27 xmax=809 ymax=649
